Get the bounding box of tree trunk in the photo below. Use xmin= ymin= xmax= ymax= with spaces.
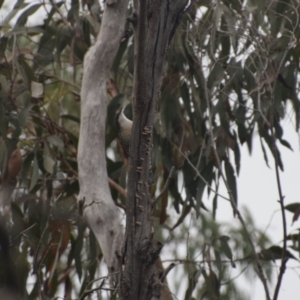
xmin=121 ymin=1 xmax=188 ymax=299
xmin=77 ymin=0 xmax=129 ymax=283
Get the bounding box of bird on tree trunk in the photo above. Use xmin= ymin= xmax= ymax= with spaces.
xmin=115 ymin=104 xmax=132 ymax=166
xmin=115 ymin=103 xmax=154 ymax=184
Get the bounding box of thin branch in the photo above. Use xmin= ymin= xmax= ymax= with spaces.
xmin=162 ymin=257 xmax=253 ymax=264
xmin=80 ymin=285 xmax=115 ymax=300
xmin=264 ymin=48 xmax=289 ymax=299
xmin=40 ymin=72 xmax=81 ymax=93
xmin=108 ymin=177 xmax=127 ymax=198
xmin=60 ymin=154 xmax=127 ymax=210
xmin=88 ymin=271 xmax=120 ymax=286
xmin=12 ymin=223 xmax=37 ymax=242
xmin=59 ymin=154 xmax=79 ymax=177
xmin=159 ymin=262 xmax=177 ymax=283
xmin=221 ymin=260 xmax=252 ymax=286
xmin=271 ymin=129 xmax=288 ymax=300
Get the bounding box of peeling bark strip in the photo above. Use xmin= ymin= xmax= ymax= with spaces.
xmin=122 ymin=1 xmax=189 ymax=299
xmin=78 ymin=0 xmax=129 ymax=284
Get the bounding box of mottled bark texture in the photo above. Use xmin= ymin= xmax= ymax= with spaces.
xmin=121 ymin=1 xmax=189 ymax=299
xmin=77 ymin=0 xmax=129 ymax=283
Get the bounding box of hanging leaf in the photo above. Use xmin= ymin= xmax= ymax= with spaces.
xmin=233 ymin=131 xmax=241 ymax=175
xmin=88 ymin=229 xmax=101 ymax=280
xmin=224 ymin=159 xmax=238 ymax=209
xmin=207 ymin=62 xmax=225 ymax=90
xmin=259 ymin=138 xmax=270 ymax=168
xmin=195 ymin=162 xmax=213 ymax=216
xmin=15 ymin=4 xmax=42 ymax=28
xmin=285 ymin=203 xmax=300 ymax=224
xmin=171 ymin=203 xmax=191 ymax=231
xmin=285 ymin=203 xmax=300 ymax=213
xmin=43 ymin=142 xmax=55 ymax=174
xmin=29 ymin=153 xmax=39 ymax=191
xmin=0 ymin=87 xmax=8 ymax=138
xmin=0 ymin=139 xmax=8 ymax=176
xmin=203 ymin=269 xmax=220 ymax=299
xmin=212 ymin=187 xmax=219 ymax=220
xmin=21 ymin=152 xmax=34 ymax=184
xmin=18 ymin=91 xmax=31 ymax=128
xmin=222 ymin=3 xmax=237 ymax=52
xmin=184 ymin=268 xmax=202 ymax=300
xmin=218 ymin=17 xmax=230 ymax=64
xmin=2 ymin=0 xmax=28 ymax=25
xmin=214 ymin=249 xmax=222 ymax=274
xmin=74 ymin=224 xmax=85 ymax=281
xmin=279 ymin=139 xmax=293 ymax=151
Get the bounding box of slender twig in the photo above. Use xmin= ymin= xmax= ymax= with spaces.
xmin=59 ymin=154 xmax=79 ymax=177
xmin=80 ymin=285 xmax=115 ymax=300
xmin=12 ymin=223 xmax=37 ymax=241
xmin=221 ymin=260 xmax=252 ymax=285
xmin=108 ymin=177 xmax=127 ymax=198
xmin=40 ymin=72 xmax=81 ymax=92
xmin=159 ymin=263 xmax=177 ymax=282
xmin=262 ymin=209 xmax=279 ymax=239
xmin=162 ymin=257 xmax=253 ymax=264
xmin=88 ymin=271 xmax=120 ymax=285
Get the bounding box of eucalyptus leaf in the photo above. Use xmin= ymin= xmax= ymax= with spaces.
xmin=0 ymin=139 xmax=8 ymax=176
xmin=15 ymin=4 xmax=42 ymax=28
xmin=43 ymin=142 xmax=55 ymax=174
xmin=29 ymin=154 xmax=39 ymax=191
xmin=224 ymin=159 xmax=238 ymax=210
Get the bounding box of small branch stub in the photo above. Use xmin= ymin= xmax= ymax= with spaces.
xmin=127 ymin=12 xmax=137 ymax=25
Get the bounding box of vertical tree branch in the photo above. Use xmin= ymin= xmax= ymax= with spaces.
xmin=267 ymin=52 xmax=288 ymax=300
xmin=122 ymin=1 xmax=188 ymax=299
xmin=78 ymin=0 xmax=129 ymax=283
xmin=271 ymin=127 xmax=288 ymax=300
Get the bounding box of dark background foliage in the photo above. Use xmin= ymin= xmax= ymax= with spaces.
xmin=0 ymin=0 xmax=300 ymax=299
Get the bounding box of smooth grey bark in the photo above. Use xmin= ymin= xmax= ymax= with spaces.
xmin=77 ymin=0 xmax=129 ymax=282
xmin=121 ymin=1 xmax=189 ymax=299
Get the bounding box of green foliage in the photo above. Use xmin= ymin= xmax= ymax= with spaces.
xmin=0 ymin=0 xmax=299 ymax=299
